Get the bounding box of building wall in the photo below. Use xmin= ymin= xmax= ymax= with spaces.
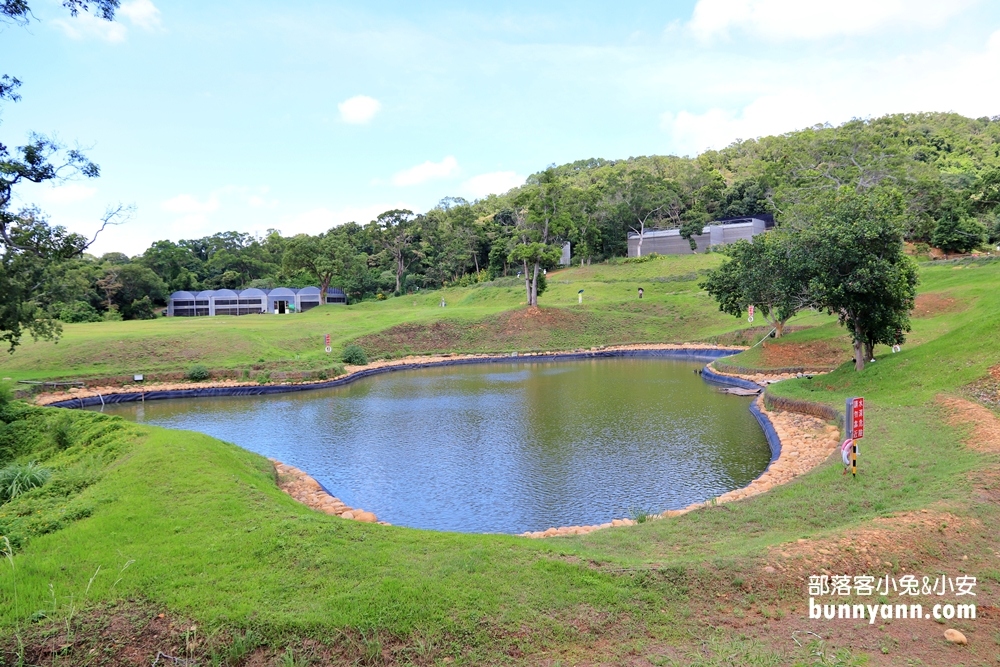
xmin=627 ymin=220 xmax=765 ymax=257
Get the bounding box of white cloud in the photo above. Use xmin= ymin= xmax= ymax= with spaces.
xmin=461 ymin=171 xmax=524 ymax=199
xmin=338 ymin=95 xmax=382 ymax=124
xmin=43 ymin=183 xmax=98 ymax=204
xmin=660 ymin=92 xmax=828 ymax=155
xmin=391 ymin=156 xmax=459 ymax=187
xmin=660 ymin=29 xmax=1000 ymax=156
xmin=161 ymin=194 xmax=220 ymax=214
xmin=688 ymin=0 xmax=975 ymax=42
xmin=277 ymin=203 xmax=411 ymax=236
xmin=119 ymin=0 xmax=162 ymax=30
xmin=53 ymin=12 xmax=128 ymax=42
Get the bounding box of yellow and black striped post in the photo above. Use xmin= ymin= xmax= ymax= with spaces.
xmin=846 ymin=396 xmax=864 ymax=479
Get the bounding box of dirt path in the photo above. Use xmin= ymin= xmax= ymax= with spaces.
xmin=938 ymin=395 xmax=1000 ymax=452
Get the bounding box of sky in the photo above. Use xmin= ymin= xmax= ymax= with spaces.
xmin=4 ymin=0 xmax=1000 ymax=255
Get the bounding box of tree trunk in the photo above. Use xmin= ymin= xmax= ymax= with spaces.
xmin=864 ymin=341 xmax=875 ymax=363
xmin=636 ymin=222 xmax=643 ymax=257
xmin=320 ymin=275 xmax=331 ymax=304
xmin=853 ymin=318 xmax=866 ymax=371
xmin=395 ymin=255 xmax=403 ymax=294
xmin=530 ymin=261 xmax=540 ymax=307
xmin=473 ymin=251 xmax=479 ymax=274
xmin=774 ymin=319 xmax=785 ymax=338
xmin=523 ymin=259 xmax=531 ymax=304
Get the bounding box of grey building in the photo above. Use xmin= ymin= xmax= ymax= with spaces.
xmin=167 ymin=286 xmax=346 ymax=317
xmin=627 ymin=216 xmax=775 ymax=257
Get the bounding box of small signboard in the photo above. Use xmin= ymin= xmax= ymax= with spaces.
xmin=325 ymin=334 xmax=331 ymax=346
xmin=848 ymin=396 xmax=865 ymax=439
xmin=748 ymin=304 xmax=755 ymax=323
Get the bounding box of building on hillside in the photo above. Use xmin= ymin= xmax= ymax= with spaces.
xmin=559 ymin=241 xmax=571 ymax=266
xmin=626 ymin=215 xmax=775 ymax=257
xmin=167 ymin=286 xmax=346 ymax=317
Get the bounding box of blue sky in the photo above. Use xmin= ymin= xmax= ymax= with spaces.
xmin=4 ymin=0 xmax=1000 ymax=255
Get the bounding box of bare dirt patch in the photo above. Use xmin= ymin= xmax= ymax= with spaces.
xmin=760 ymin=338 xmax=851 ymax=369
xmin=912 ymin=292 xmax=966 ymax=318
xmin=767 ymin=510 xmax=973 ymax=578
xmin=938 ymin=395 xmax=1000 ymax=453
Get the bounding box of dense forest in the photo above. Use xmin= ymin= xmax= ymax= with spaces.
xmin=15 ymin=112 xmax=1000 ymax=322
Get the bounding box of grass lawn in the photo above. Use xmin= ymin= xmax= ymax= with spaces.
xmin=1 ymin=256 xmax=999 ymax=665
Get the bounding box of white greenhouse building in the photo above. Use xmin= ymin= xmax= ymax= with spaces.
xmin=166 ymin=287 xmax=346 ymax=317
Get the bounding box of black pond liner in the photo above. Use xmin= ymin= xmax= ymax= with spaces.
xmin=49 ymin=346 xmax=779 ymax=473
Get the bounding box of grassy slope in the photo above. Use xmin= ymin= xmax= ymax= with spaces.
xmin=0 ymin=254 xmax=831 ymax=383
xmin=1 ymin=258 xmax=999 ymax=664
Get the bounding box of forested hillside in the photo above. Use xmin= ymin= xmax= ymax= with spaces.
xmin=19 ymin=112 xmax=1000 ymax=323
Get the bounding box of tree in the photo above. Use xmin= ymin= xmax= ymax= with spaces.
xmin=0 ymin=0 xmax=126 ymax=349
xmin=700 ymin=232 xmax=805 ymax=338
xmin=282 ymin=230 xmax=356 ymax=303
xmin=0 ymin=210 xmax=88 ymax=350
xmin=608 ymin=166 xmax=677 ymax=257
xmin=506 ymin=169 xmax=569 ymax=307
xmin=374 ymin=209 xmax=417 ymax=295
xmin=794 ymin=188 xmax=918 ymax=371
xmin=931 ymin=214 xmax=986 ymax=254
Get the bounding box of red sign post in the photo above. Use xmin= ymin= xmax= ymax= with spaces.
xmin=846 ymin=396 xmax=864 ymax=478
xmin=324 ymin=333 xmax=331 ymax=353
xmin=748 ymin=304 xmax=755 ymax=323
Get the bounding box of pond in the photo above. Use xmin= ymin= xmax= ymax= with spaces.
xmin=95 ymin=357 xmax=771 ymax=534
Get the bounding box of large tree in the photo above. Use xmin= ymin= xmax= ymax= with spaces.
xmin=794 ymin=187 xmax=918 ymax=371
xmin=506 ymin=169 xmax=569 ymax=307
xmin=282 ymin=230 xmax=358 ymax=303
xmin=608 ymin=166 xmax=677 ymax=257
xmin=374 ymin=209 xmax=417 ymax=295
xmin=700 ymin=231 xmax=805 ymax=337
xmin=1 ymin=0 xmax=125 ymax=349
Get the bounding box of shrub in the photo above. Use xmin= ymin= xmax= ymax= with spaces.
xmin=0 ymin=461 xmax=51 ymax=504
xmin=932 ymin=215 xmax=987 ymax=254
xmin=187 ymin=364 xmax=211 ymax=382
xmin=341 ymin=344 xmax=369 ymax=365
xmin=51 ymin=412 xmax=75 ymax=449
xmin=256 ymin=372 xmax=271 ymax=385
xmin=55 ymin=301 xmax=102 ymax=323
xmin=629 ymin=507 xmax=654 ymax=524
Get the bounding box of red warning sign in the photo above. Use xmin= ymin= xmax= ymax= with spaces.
xmin=850 ymin=397 xmax=864 ymax=439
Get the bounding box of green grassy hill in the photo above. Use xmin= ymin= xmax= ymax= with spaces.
xmin=1 ymin=254 xmax=821 ymax=384
xmin=1 ymin=256 xmax=999 ymax=665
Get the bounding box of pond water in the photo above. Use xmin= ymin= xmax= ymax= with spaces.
xmin=96 ymin=358 xmax=771 ymax=534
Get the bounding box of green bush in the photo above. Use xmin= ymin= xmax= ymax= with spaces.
xmin=0 ymin=461 xmax=51 ymax=504
xmin=51 ymin=412 xmax=75 ymax=449
xmin=256 ymin=372 xmax=271 ymax=385
xmin=341 ymin=344 xmax=369 ymax=365
xmin=187 ymin=364 xmax=211 ymax=382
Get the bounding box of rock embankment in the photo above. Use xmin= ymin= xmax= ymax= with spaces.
xmin=271 ymin=460 xmax=383 ymax=524
xmin=520 ymin=518 xmax=636 ymax=539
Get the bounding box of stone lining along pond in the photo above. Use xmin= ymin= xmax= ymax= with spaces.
xmin=92 ymin=357 xmax=771 ymax=534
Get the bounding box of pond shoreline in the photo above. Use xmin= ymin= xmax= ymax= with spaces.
xmin=35 ymin=343 xmax=745 ymax=408
xmin=38 ymin=345 xmax=842 ymax=539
